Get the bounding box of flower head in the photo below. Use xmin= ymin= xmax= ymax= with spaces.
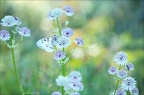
xmin=117 ymin=70 xmax=127 ymax=78
xmin=64 ymin=6 xmax=74 ymax=16
xmin=48 ymin=8 xmax=63 ymax=20
xmin=68 ymin=80 xmax=84 ymax=91
xmin=75 ymin=37 xmax=84 ymax=46
xmin=51 ymin=91 xmax=62 ymax=95
xmin=114 ymin=51 xmax=128 ymax=65
xmin=116 ymin=89 xmax=126 ymax=95
xmin=1 ymin=16 xmax=21 ymax=27
xmin=16 ymin=27 xmax=30 ymax=37
xmin=121 ymin=77 xmax=136 ymax=91
xmin=0 ymin=30 xmax=10 ymax=41
xmin=62 ymin=28 xmax=73 ymax=38
xmin=48 ymin=12 xmax=56 ymax=20
xmin=56 ymin=36 xmax=71 ymax=48
xmin=108 ymin=66 xmax=117 ymax=75
xmin=54 ymin=50 xmax=66 ymax=60
xmin=68 ymin=71 xmax=82 ymax=81
xmin=56 ymin=76 xmax=69 ymax=86
xmin=130 ymin=87 xmax=139 ymax=95
xmin=125 ymin=63 xmax=134 ymax=71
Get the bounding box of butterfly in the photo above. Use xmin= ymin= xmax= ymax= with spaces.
xmin=36 ymin=37 xmax=54 ymax=52
xmin=36 ymin=35 xmax=59 ymax=52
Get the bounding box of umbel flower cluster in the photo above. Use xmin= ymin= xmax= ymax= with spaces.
xmin=108 ymin=51 xmax=139 ymax=95
xmin=0 ymin=16 xmax=31 ymax=93
xmin=0 ymin=16 xmax=30 ymax=48
xmin=53 ymin=71 xmax=83 ymax=95
xmin=36 ymin=6 xmax=84 ymax=65
xmin=36 ymin=6 xmax=84 ymax=95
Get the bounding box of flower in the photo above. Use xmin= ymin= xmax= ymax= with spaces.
xmin=63 ymin=6 xmax=74 ymax=16
xmin=68 ymin=80 xmax=84 ymax=91
xmin=114 ymin=51 xmax=128 ymax=65
xmin=54 ymin=50 xmax=66 ymax=60
xmin=108 ymin=66 xmax=117 ymax=75
xmin=121 ymin=77 xmax=136 ymax=91
xmin=130 ymin=87 xmax=139 ymax=95
xmin=56 ymin=71 xmax=84 ymax=94
xmin=0 ymin=30 xmax=10 ymax=41
xmin=16 ymin=27 xmax=30 ymax=37
xmin=62 ymin=28 xmax=73 ymax=38
xmin=1 ymin=16 xmax=21 ymax=27
xmin=117 ymin=70 xmax=127 ymax=78
xmin=48 ymin=8 xmax=63 ymax=20
xmin=48 ymin=12 xmax=56 ymax=20
xmin=56 ymin=75 xmax=69 ymax=86
xmin=116 ymin=89 xmax=126 ymax=95
xmin=70 ymin=92 xmax=81 ymax=95
xmin=75 ymin=37 xmax=84 ymax=46
xmin=125 ymin=63 xmax=134 ymax=71
xmin=56 ymin=36 xmax=71 ymax=48
xmin=68 ymin=71 xmax=82 ymax=81
xmin=51 ymin=91 xmax=62 ymax=95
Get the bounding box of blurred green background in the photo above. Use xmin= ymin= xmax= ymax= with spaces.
xmin=0 ymin=0 xmax=143 ymax=95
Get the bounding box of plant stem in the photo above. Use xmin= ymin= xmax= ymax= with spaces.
xmin=56 ymin=18 xmax=61 ymax=36
xmin=11 ymin=45 xmax=21 ymax=93
xmin=62 ymin=86 xmax=64 ymax=95
xmin=113 ymin=65 xmax=121 ymax=95
xmin=9 ymin=26 xmax=21 ymax=93
xmin=56 ymin=17 xmax=65 ymax=95
xmin=62 ymin=64 xmax=66 ymax=76
xmin=127 ymin=91 xmax=130 ymax=95
xmin=61 ymin=64 xmax=66 ymax=95
xmin=113 ymin=80 xmax=120 ymax=95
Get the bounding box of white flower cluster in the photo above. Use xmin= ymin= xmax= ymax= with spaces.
xmin=48 ymin=6 xmax=74 ymax=20
xmin=108 ymin=51 xmax=139 ymax=95
xmin=37 ymin=6 xmax=84 ymax=95
xmin=36 ymin=6 xmax=84 ymax=65
xmin=0 ymin=15 xmax=31 ymax=48
xmin=1 ymin=16 xmax=21 ymax=27
xmin=114 ymin=51 xmax=128 ymax=65
xmin=115 ymin=77 xmax=139 ymax=95
xmin=55 ymin=71 xmax=83 ymax=95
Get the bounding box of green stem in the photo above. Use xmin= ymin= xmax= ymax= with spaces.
xmin=56 ymin=18 xmax=61 ymax=36
xmin=113 ymin=80 xmax=120 ymax=95
xmin=68 ymin=46 xmax=77 ymax=59
xmin=62 ymin=86 xmax=64 ymax=95
xmin=56 ymin=17 xmax=65 ymax=95
xmin=9 ymin=27 xmax=21 ymax=93
xmin=127 ymin=91 xmax=130 ymax=95
xmin=62 ymin=64 xmax=66 ymax=76
xmin=11 ymin=47 xmax=21 ymax=93
xmin=113 ymin=65 xmax=121 ymax=95
xmin=62 ymin=49 xmax=66 ymax=95
xmin=61 ymin=62 xmax=66 ymax=95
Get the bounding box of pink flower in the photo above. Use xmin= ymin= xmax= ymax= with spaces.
xmin=54 ymin=50 xmax=66 ymax=60
xmin=75 ymin=37 xmax=84 ymax=46
xmin=64 ymin=6 xmax=74 ymax=16
xmin=16 ymin=27 xmax=30 ymax=37
xmin=0 ymin=30 xmax=10 ymax=41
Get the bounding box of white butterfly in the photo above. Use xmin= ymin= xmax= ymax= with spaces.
xmin=36 ymin=37 xmax=54 ymax=52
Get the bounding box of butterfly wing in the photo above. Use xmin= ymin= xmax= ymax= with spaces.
xmin=36 ymin=37 xmax=54 ymax=52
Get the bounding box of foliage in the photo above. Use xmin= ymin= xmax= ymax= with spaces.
xmin=0 ymin=0 xmax=143 ymax=95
